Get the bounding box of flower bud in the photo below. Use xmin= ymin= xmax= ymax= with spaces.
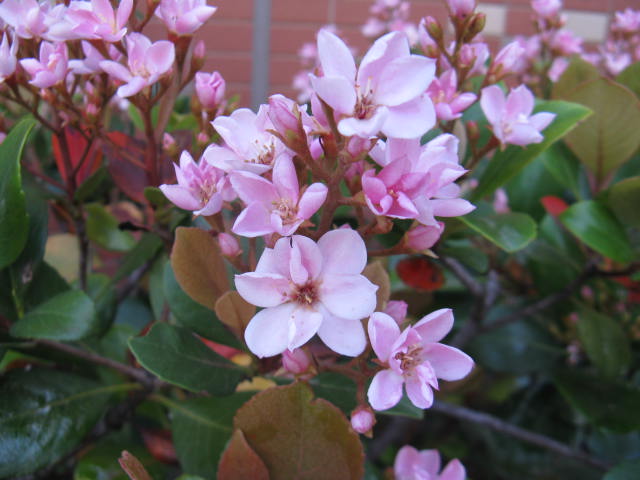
xmin=490 ymin=41 xmax=526 ymax=78
xmin=463 ymin=13 xmax=486 ymax=42
xmin=350 ymin=406 xmax=376 ymax=436
xmin=448 ymin=0 xmax=476 ymax=18
xmin=162 ymin=133 xmax=178 ymax=156
xmin=218 ymin=232 xmax=241 ymax=257
xmin=192 ymin=40 xmax=206 ymax=71
xmin=268 ymin=94 xmax=299 ymax=136
xmin=406 ymin=223 xmax=444 ymax=251
xmin=196 ymin=131 xmax=209 ymax=148
xmin=423 ymin=16 xmax=443 ymax=43
xmin=195 ymin=71 xmax=226 ymax=112
xmin=282 ymin=348 xmax=311 ymax=374
xmin=384 ymin=300 xmax=408 ymax=325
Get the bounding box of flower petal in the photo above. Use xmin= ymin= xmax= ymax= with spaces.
xmin=244 ymin=303 xmax=294 ymax=357
xmin=382 ymin=96 xmax=435 ymax=139
xmin=232 ymin=202 xmax=273 ymax=237
xmin=375 ymin=55 xmax=436 ymax=106
xmin=413 ymin=308 xmax=454 ymax=343
xmin=368 ymin=312 xmax=401 ymax=363
xmin=288 ymin=307 xmax=323 ymax=351
xmin=234 ymin=272 xmax=290 ymax=307
xmin=423 ymin=343 xmax=474 ymax=381
xmin=320 ymin=274 xmax=377 ymax=320
xmin=405 ymin=375 xmax=434 ymax=409
xmin=317 ymin=306 xmax=366 ymax=356
xmin=317 ymin=29 xmax=356 ymax=81
xmin=367 ymin=369 xmax=404 ymax=410
xmin=440 ymin=459 xmax=466 ymax=480
xmin=317 ymin=228 xmax=368 ymax=275
xmin=480 ymin=85 xmax=506 ymax=125
xmin=297 ymin=183 xmax=328 ymax=220
xmin=310 ymin=75 xmax=356 ymax=115
xmin=159 ymin=184 xmax=200 ymax=211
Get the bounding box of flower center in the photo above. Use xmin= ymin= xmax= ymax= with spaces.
xmin=250 ymin=139 xmax=276 ymax=165
xmin=354 ymin=78 xmax=376 ymax=120
xmin=272 ymin=198 xmax=298 ymax=225
xmin=292 ymin=282 xmax=318 ymax=308
xmin=394 ymin=344 xmax=423 ymax=373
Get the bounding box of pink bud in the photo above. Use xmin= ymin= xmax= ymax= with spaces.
xmin=491 ymin=41 xmax=526 ymax=78
xmin=448 ymin=0 xmax=476 ymax=17
xmin=0 ymin=133 xmax=6 ymax=145
xmin=196 ymin=131 xmax=209 ymax=146
xmin=218 ymin=232 xmax=241 ymax=257
xmin=268 ymin=94 xmax=299 ymax=135
xmin=195 ymin=71 xmax=226 ymax=111
xmin=282 ymin=348 xmax=310 ymax=374
xmin=493 ymin=188 xmax=510 ymax=214
xmin=406 ymin=223 xmax=444 ymax=251
xmin=194 ymin=40 xmax=206 ymax=62
xmin=350 ymin=406 xmax=376 ymax=435
xmin=384 ymin=300 xmax=408 ymax=325
xmin=163 ymin=133 xmax=177 ymax=153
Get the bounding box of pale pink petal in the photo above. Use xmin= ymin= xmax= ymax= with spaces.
xmin=405 ymin=375 xmax=434 ymax=409
xmin=418 ymin=450 xmax=442 ymax=476
xmin=116 ymin=0 xmax=133 ymax=29
xmin=99 ymin=60 xmax=132 ymax=81
xmin=317 ymin=29 xmax=356 ymax=81
xmin=413 ymin=308 xmax=454 ymax=343
xmin=439 ymin=459 xmax=466 ymax=480
xmin=431 ymin=198 xmax=475 ymax=217
xmin=229 ymin=171 xmax=278 ymax=205
xmin=288 ymin=308 xmax=323 ymax=351
xmin=159 ymin=184 xmax=200 ymax=211
xmin=317 ymin=306 xmax=366 ymax=356
xmin=382 ymin=96 xmax=435 ymax=139
xmin=255 ymin=247 xmax=286 ymax=276
xmin=368 ymin=369 xmax=404 ymax=410
xmin=273 ymin=155 xmax=299 ymax=201
xmin=338 ymin=107 xmax=388 ymax=138
xmin=506 ymin=123 xmax=543 ymax=146
xmin=480 ymin=85 xmax=506 ymax=125
xmin=297 ymin=183 xmax=328 ymax=219
xmin=317 ymin=229 xmax=368 ymax=275
xmin=506 ymin=85 xmax=535 ymax=118
xmin=320 ymin=274 xmax=377 ymax=320
xmin=394 ymin=446 xmax=422 ymax=478
xmin=292 ymin=235 xmax=323 ymax=280
xmin=234 ymin=272 xmax=290 ymax=307
xmin=244 ymin=303 xmax=294 ymax=357
xmin=146 ymin=40 xmax=175 ymax=75
xmin=375 ymin=55 xmax=436 ymax=106
xmin=310 ymin=75 xmax=357 ymax=115
xmin=288 ymin=240 xmax=309 ymax=285
xmin=232 ymin=202 xmax=273 ymax=237
xmin=358 ymin=31 xmax=409 ymax=86
xmin=195 ymin=193 xmax=222 ymax=216
xmin=529 ymin=112 xmax=555 ymax=131
xmin=368 ymin=312 xmax=401 ymax=363
xmin=117 ymin=76 xmax=147 ymax=97
xmin=424 ymin=344 xmax=474 ymax=381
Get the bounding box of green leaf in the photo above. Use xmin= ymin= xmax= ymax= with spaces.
xmin=472 ymin=100 xmax=591 ymax=200
xmin=604 ymin=459 xmax=640 ymax=480
xmin=616 ymin=61 xmax=640 ymax=98
xmin=171 ymin=227 xmax=230 ymax=311
xmin=470 ymin=320 xmax=564 ymax=374
xmin=559 ymin=200 xmax=633 ymax=263
xmin=128 ymin=323 xmax=245 ymax=395
xmin=552 ymin=56 xmax=601 ymax=100
xmin=607 ymin=176 xmax=640 ymax=227
xmin=10 ymin=290 xmax=98 ymax=341
xmin=554 ymin=370 xmax=640 ymax=433
xmin=564 ymin=78 xmax=640 ymax=184
xmin=233 ymin=382 xmax=364 ymax=480
xmin=576 ymin=305 xmax=630 ymax=378
xmin=86 ymin=204 xmax=136 ymax=252
xmin=539 ymin=142 xmax=582 ymax=199
xmin=163 ymin=262 xmax=240 ymax=347
xmin=110 ymin=233 xmax=163 ymax=285
xmin=458 ymin=205 xmax=537 ymax=253
xmin=0 ymin=117 xmax=36 ymax=269
xmin=74 ymin=166 xmax=108 ymax=203
xmin=0 ymin=368 xmax=124 ymax=477
xmin=155 ymin=393 xmax=254 ymax=479
xmin=439 ymin=240 xmax=489 ymax=273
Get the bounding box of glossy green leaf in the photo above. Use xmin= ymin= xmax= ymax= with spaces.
xmin=155 ymin=393 xmax=254 ymax=479
xmin=470 ymin=320 xmax=564 ymax=373
xmin=552 ymin=56 xmax=601 ymax=100
xmin=163 ymin=263 xmax=240 ymax=347
xmin=86 ymin=203 xmax=136 ymax=252
xmin=554 ymin=370 xmax=640 ymax=433
xmin=576 ymin=305 xmax=630 ymax=378
xmin=23 ymin=261 xmax=70 ymax=312
xmin=0 ymin=368 xmax=123 ymax=477
xmin=616 ymin=61 xmax=640 ymax=98
xmin=607 ymin=176 xmax=640 ymax=227
xmin=604 ymin=459 xmax=640 ymax=480
xmin=458 ymin=206 xmax=537 ymax=253
xmin=108 ymin=233 xmax=163 ymax=287
xmin=559 ymin=200 xmax=633 ymax=263
xmin=472 ymin=100 xmax=591 ymax=200
xmin=564 ymin=79 xmax=640 ymax=184
xmin=10 ymin=290 xmax=98 ymax=341
xmin=234 ymin=382 xmax=364 ymax=480
xmin=0 ymin=117 xmax=36 ymax=269
xmin=128 ymin=323 xmax=245 ymax=395
xmin=539 ymin=142 xmax=582 ymax=198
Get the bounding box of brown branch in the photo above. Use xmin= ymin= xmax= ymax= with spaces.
xmin=430 ymin=400 xmax=610 ymax=471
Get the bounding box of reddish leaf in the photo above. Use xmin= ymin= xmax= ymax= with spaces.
xmin=119 ymin=451 xmax=152 ymax=480
xmin=52 ymin=127 xmax=102 ymax=185
xmin=199 ymin=336 xmax=243 ymax=360
xmin=217 ymin=430 xmax=270 ymax=480
xmin=140 ymin=428 xmax=177 ymax=464
xmin=233 ymin=382 xmax=364 ymax=480
xmin=396 ymin=256 xmax=444 ymax=291
xmin=541 ymin=195 xmax=569 ymax=217
xmin=171 ymin=227 xmax=230 ymax=310
xmin=104 ymin=132 xmax=148 ymax=204
xmin=613 ymin=276 xmax=640 ymax=304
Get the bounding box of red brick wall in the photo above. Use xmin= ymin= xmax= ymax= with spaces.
xmin=183 ymin=0 xmax=631 ymax=106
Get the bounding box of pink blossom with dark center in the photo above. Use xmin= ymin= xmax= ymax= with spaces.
xmin=20 ymin=41 xmax=68 ymax=88
xmin=427 ymin=69 xmax=477 ymax=121
xmin=394 ymin=446 xmax=466 ymax=480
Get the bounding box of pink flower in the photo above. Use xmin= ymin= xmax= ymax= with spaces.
xmin=205 ymin=106 xmax=288 ymax=174
xmin=235 ymin=230 xmax=378 ymax=357
xmin=0 ymin=0 xmax=48 ymax=39
xmin=159 ymin=151 xmax=233 ymax=216
xmin=532 ymin=0 xmax=562 ymax=19
xmin=406 ymin=223 xmax=444 ymax=251
xmin=362 ymin=135 xmax=474 ymax=226
xmin=100 ymin=33 xmax=175 ymax=98
xmin=490 ymin=41 xmax=526 ymax=77
xmin=427 ymin=70 xmax=477 ymax=121
xmin=155 ymin=0 xmax=217 ymax=36
xmin=550 ymin=29 xmax=583 ymax=55
xmin=384 ymin=300 xmax=408 ymax=325
xmin=480 ymin=85 xmax=556 ymax=147
xmin=69 ymin=41 xmax=122 ymax=75
xmin=195 ymin=71 xmax=226 ymax=111
xmin=367 ymin=310 xmax=473 ymax=410
xmin=218 ymin=233 xmax=241 ymax=257
xmin=229 ymin=155 xmax=328 ymax=237
xmin=460 ymin=42 xmax=490 ymax=76
xmin=20 ymin=41 xmax=68 ymax=88
xmin=310 ymin=29 xmax=436 ymax=139
xmin=0 ymin=32 xmax=18 ymax=82
xmin=613 ymin=9 xmax=640 ymax=33
xmin=66 ymin=0 xmax=132 ymax=42
xmin=282 ymin=348 xmax=311 ymax=374
xmin=394 ymin=446 xmax=466 ymax=480
xmin=447 ymin=0 xmax=475 ymax=17
xmin=548 ymin=57 xmax=568 ymax=81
